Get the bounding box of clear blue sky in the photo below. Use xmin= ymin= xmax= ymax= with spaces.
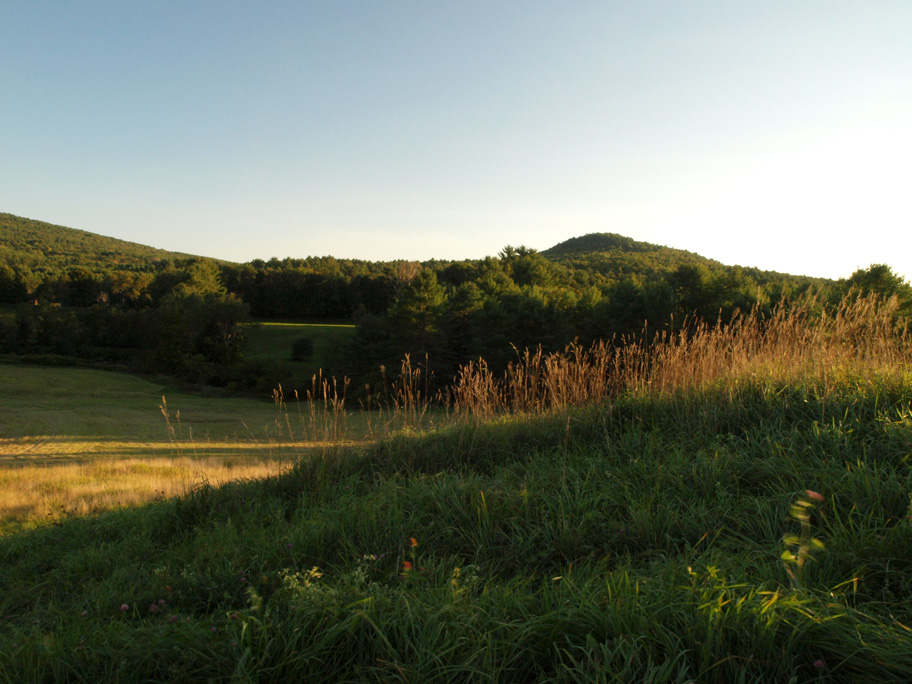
xmin=2 ymin=1 xmax=910 ymax=280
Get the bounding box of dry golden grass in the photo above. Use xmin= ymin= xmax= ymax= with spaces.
xmin=0 ymin=366 xmax=373 ymax=529
xmin=0 ymin=432 xmax=339 ymax=525
xmin=0 ymin=450 xmax=293 ymax=524
xmin=448 ymin=293 xmax=912 ymax=418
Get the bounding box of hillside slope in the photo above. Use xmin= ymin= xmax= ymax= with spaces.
xmin=0 ymin=213 xmax=200 ymax=277
xmin=3 ymin=368 xmax=911 ymax=681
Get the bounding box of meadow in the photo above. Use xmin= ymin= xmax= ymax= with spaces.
xmin=0 ymin=364 xmax=376 ymax=531
xmin=2 ymin=295 xmax=912 ymax=682
xmin=243 ymin=320 xmax=355 ymax=382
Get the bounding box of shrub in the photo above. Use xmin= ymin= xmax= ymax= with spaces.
xmin=291 ymin=336 xmax=315 ymax=362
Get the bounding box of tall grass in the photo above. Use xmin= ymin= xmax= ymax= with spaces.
xmin=245 ymin=292 xmax=911 ymax=441
xmin=449 ymin=293 xmax=911 ymax=419
xmin=271 ymin=371 xmax=352 ymax=444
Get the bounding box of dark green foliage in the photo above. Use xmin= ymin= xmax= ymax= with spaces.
xmin=153 ymin=293 xmax=250 ymax=372
xmin=222 ymin=256 xmax=396 ymax=320
xmin=844 ymin=264 xmax=912 ymax=315
xmin=387 ymin=269 xmax=447 ymax=349
xmin=290 ymin=336 xmax=315 ymax=361
xmin=0 ymin=265 xmax=27 ymax=304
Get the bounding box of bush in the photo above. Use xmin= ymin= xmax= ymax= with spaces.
xmin=291 ymin=336 xmax=315 ymax=362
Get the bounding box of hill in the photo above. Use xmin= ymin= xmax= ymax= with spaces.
xmin=543 ymin=232 xmax=706 ymax=259
xmin=541 ymin=231 xmax=829 ymax=289
xmin=1 ymin=212 xmax=822 ymax=296
xmin=542 ymin=232 xmax=727 ymax=282
xmin=0 ymin=212 xmax=201 ymax=279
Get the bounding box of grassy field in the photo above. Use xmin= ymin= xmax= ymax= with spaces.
xmin=2 ymin=297 xmax=912 ymax=682
xmin=244 ymin=321 xmax=355 ymax=384
xmin=0 ymin=364 xmax=379 ymax=529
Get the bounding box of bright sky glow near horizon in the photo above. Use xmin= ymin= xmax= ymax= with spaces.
xmin=2 ymin=1 xmax=911 ymax=281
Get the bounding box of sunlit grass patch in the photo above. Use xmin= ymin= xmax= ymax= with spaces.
xmin=0 ymin=364 xmax=379 ymax=529
xmin=0 ymin=450 xmax=296 ymax=529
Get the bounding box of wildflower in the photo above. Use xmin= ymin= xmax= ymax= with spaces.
xmin=168 ymin=615 xmax=178 ymax=624
xmin=286 ymin=543 xmax=293 ymax=549
xmin=409 ymin=537 xmax=418 ymax=548
xmin=80 ymin=610 xmax=88 ymax=617
xmin=149 ymin=603 xmax=159 ymax=614
xmin=402 ymin=561 xmax=413 ymax=572
xmin=806 ymin=490 xmax=824 ymax=502
xmin=157 ymin=598 xmax=167 ymax=606
xmin=813 ymin=659 xmax=825 ymax=669
xmin=211 ymin=626 xmax=218 ymax=633
xmin=120 ymin=603 xmax=129 ymax=612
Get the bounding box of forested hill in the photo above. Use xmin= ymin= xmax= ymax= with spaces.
xmin=0 ymin=213 xmax=198 ymax=277
xmin=543 ymin=232 xmax=705 ymax=258
xmin=542 ymin=232 xmax=724 ymax=282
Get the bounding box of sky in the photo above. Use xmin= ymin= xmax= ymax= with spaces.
xmin=2 ymin=1 xmax=910 ymax=281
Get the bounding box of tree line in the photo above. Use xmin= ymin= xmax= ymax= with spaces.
xmin=342 ymin=252 xmax=912 ymax=397
xmin=2 ymin=220 xmax=910 ymax=398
